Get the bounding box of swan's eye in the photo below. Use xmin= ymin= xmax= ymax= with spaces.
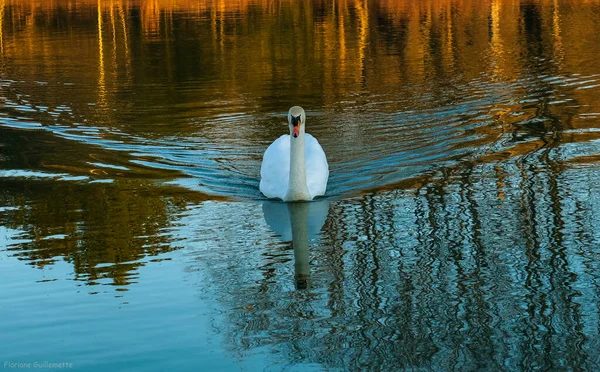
xmin=291 ymin=115 xmax=301 ymax=127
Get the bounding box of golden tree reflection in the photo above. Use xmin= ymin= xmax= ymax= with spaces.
xmin=97 ymin=0 xmax=106 ymax=108
xmin=3 ymin=0 xmax=599 ymax=116
xmin=0 ymin=0 xmax=4 ymax=55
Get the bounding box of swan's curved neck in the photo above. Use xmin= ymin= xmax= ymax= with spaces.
xmin=286 ymin=129 xmax=310 ymax=201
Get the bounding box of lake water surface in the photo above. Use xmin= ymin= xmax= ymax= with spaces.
xmin=2 ymin=0 xmax=600 ymax=370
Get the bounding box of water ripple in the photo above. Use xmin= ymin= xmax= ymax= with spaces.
xmin=2 ymin=64 xmax=600 ymax=200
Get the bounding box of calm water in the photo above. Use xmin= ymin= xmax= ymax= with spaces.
xmin=2 ymin=0 xmax=600 ymax=370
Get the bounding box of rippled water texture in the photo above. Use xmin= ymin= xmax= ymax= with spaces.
xmin=2 ymin=0 xmax=600 ymax=370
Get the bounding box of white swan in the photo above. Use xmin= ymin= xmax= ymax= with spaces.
xmin=260 ymin=106 xmax=329 ymax=201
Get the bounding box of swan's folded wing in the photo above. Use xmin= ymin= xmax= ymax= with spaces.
xmin=259 ymin=135 xmax=290 ymax=199
xmin=305 ymin=134 xmax=329 ymax=198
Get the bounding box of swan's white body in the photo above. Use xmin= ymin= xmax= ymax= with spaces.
xmin=260 ymin=107 xmax=329 ymax=201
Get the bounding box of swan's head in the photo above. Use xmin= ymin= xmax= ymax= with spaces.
xmin=288 ymin=106 xmax=306 ymax=138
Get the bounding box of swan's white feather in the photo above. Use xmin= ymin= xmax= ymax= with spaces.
xmin=260 ymin=133 xmax=328 ymax=200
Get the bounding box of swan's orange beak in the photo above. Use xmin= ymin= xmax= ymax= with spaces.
xmin=291 ymin=114 xmax=301 ymax=138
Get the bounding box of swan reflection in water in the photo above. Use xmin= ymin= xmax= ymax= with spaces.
xmin=262 ymin=199 xmax=330 ymax=289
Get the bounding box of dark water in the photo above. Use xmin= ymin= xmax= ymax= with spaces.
xmin=2 ymin=0 xmax=600 ymax=370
